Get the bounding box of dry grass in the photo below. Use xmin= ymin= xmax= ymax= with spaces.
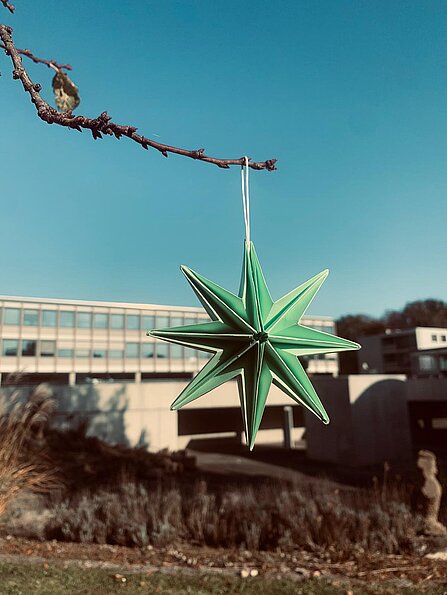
xmin=0 ymin=382 xmax=60 ymax=516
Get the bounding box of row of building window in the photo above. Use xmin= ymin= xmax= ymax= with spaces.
xmin=1 ymin=338 xmax=338 ymax=362
xmin=1 ymin=339 xmax=210 ymax=359
xmin=0 ymin=307 xmax=336 ymax=334
xmin=431 ymin=334 xmax=447 ymax=343
xmin=0 ymin=308 xmax=202 ymax=331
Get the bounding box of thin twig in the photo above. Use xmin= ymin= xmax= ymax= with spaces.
xmin=0 ymin=25 xmax=277 ymax=170
xmin=1 ymin=0 xmax=14 ymax=14
xmin=0 ymin=43 xmax=71 ymax=70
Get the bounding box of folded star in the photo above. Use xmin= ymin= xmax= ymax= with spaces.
xmin=149 ymin=241 xmax=360 ymax=449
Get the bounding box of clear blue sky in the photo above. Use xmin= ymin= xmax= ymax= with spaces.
xmin=1 ymin=0 xmax=446 ymax=319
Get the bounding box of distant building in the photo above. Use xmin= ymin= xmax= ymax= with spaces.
xmin=0 ymin=295 xmax=339 ymax=385
xmin=358 ymin=327 xmax=447 ymax=376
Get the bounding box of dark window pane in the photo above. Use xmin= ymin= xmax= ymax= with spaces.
xmin=419 ymin=355 xmax=435 ymax=372
xmin=111 ymin=314 xmax=124 ymax=329
xmin=125 ymin=343 xmax=139 ymax=358
xmin=3 ymin=339 xmax=18 ymax=356
xmin=22 ymin=340 xmax=36 ymax=356
xmin=60 ymin=311 xmax=75 ymax=327
xmin=142 ymin=315 xmax=155 ymax=330
xmin=58 ymin=349 xmax=73 ymax=358
xmin=77 ymin=312 xmax=92 ymax=329
xmin=4 ymin=308 xmax=20 ymax=325
xmin=40 ymin=340 xmax=56 ymax=357
xmin=93 ymin=313 xmax=108 ymax=329
xmin=126 ymin=315 xmax=140 ymax=330
xmin=109 ymin=349 xmax=124 ymax=358
xmin=42 ymin=310 xmax=57 ymax=327
xmin=93 ymin=349 xmax=106 ymax=358
xmin=23 ymin=309 xmax=39 ymax=326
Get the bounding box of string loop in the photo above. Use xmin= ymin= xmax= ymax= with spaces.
xmin=241 ymin=156 xmax=251 ymax=248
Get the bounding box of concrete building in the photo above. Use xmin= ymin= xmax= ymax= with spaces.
xmin=0 ymin=295 xmax=340 ymax=449
xmin=306 ymin=375 xmax=447 ymax=466
xmin=0 ymin=295 xmax=339 ymax=386
xmin=2 ymin=297 xmax=445 ymax=462
xmin=358 ymin=327 xmax=447 ymax=375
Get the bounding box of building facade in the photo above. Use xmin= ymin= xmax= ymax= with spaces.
xmin=0 ymin=295 xmax=339 ymax=385
xmin=358 ymin=327 xmax=447 ymax=376
xmin=411 ymin=348 xmax=447 ymax=377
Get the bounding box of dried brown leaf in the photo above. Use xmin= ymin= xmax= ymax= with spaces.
xmin=52 ymin=70 xmax=80 ymax=112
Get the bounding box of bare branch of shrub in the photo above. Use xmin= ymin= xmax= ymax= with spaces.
xmin=0 ymin=24 xmax=277 ymax=171
xmin=0 ymin=42 xmax=71 ymax=70
xmin=1 ymin=0 xmax=14 ymax=14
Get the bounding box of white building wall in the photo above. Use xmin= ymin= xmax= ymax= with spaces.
xmin=415 ymin=327 xmax=447 ymax=351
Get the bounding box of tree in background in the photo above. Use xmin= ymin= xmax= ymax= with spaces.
xmin=384 ymin=300 xmax=447 ymax=330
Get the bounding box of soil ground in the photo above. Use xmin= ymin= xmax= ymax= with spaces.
xmin=0 ymin=536 xmax=446 ymax=594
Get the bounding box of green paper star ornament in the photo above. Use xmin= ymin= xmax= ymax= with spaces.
xmin=148 ymin=241 xmax=360 ymax=450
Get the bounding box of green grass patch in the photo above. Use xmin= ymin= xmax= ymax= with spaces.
xmin=0 ymin=562 xmax=444 ymax=595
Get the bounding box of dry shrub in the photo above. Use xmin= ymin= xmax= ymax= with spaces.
xmin=0 ymin=383 xmax=59 ymax=516
xmin=44 ymin=477 xmax=422 ymax=558
xmin=46 ymin=479 xmax=183 ymax=547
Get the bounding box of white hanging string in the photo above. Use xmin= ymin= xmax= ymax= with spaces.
xmin=241 ymin=156 xmax=251 ymax=248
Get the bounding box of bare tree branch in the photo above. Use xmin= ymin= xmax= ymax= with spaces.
xmin=0 ymin=43 xmax=71 ymax=70
xmin=1 ymin=0 xmax=14 ymax=14
xmin=0 ymin=25 xmax=277 ymax=171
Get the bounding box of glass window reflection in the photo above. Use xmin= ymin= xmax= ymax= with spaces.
xmin=142 ymin=343 xmax=154 ymax=358
xmin=111 ymin=314 xmax=124 ymax=329
xmin=60 ymin=311 xmax=75 ymax=327
xmin=170 ymin=344 xmax=183 ymax=358
xmin=3 ymin=339 xmax=18 ymax=356
xmin=126 ymin=315 xmax=139 ymax=330
xmin=23 ymin=309 xmax=39 ymax=326
xmin=4 ymin=308 xmax=20 ymax=325
xmin=125 ymin=343 xmax=139 ymax=358
xmin=93 ymin=313 xmax=108 ymax=329
xmin=142 ymin=315 xmax=155 ymax=331
xmin=156 ymin=316 xmax=169 ymax=328
xmin=42 ymin=310 xmax=57 ymax=327
xmin=77 ymin=312 xmax=92 ymax=329
xmin=156 ymin=343 xmax=169 ymax=358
